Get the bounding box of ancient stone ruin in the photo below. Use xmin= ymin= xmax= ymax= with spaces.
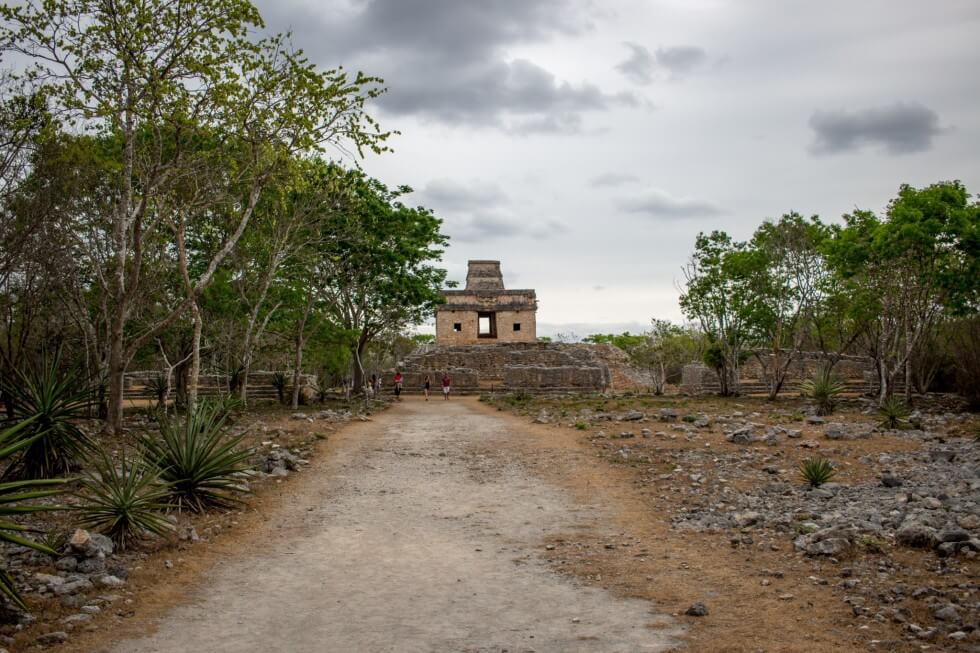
xmin=399 ymin=260 xmax=647 ymax=392
xmin=436 ymin=260 xmax=537 ymax=345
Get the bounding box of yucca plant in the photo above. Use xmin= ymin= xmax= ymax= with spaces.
xmin=271 ymin=372 xmax=287 ymax=405
xmin=878 ymin=396 xmax=911 ymax=430
xmin=74 ymin=449 xmax=174 ymax=550
xmin=0 ymin=416 xmax=68 ymax=609
xmin=140 ymin=401 xmax=252 ymax=512
xmin=209 ymin=394 xmax=242 ymax=421
xmin=799 ymin=366 xmax=846 ymax=416
xmin=799 ymin=457 xmax=836 ymax=487
xmin=0 ymin=353 xmax=94 ymax=479
xmin=147 ymin=373 xmax=169 ymax=409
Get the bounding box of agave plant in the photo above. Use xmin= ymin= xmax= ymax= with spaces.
xmin=878 ymin=396 xmax=911 ymax=430
xmin=799 ymin=457 xmax=836 ymax=487
xmin=0 ymin=353 xmax=94 ymax=479
xmin=74 ymin=449 xmax=173 ymax=550
xmin=799 ymin=366 xmax=846 ymax=416
xmin=0 ymin=416 xmax=68 ymax=609
xmin=140 ymin=401 xmax=252 ymax=512
xmin=147 ymin=373 xmax=169 ymax=409
xmin=271 ymin=372 xmax=287 ymax=405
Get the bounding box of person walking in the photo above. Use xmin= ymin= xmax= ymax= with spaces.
xmin=441 ymin=372 xmax=451 ymax=400
xmin=393 ymin=370 xmax=403 ymax=401
xmin=423 ymin=374 xmax=431 ymax=401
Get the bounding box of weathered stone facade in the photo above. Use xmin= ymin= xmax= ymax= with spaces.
xmin=436 ymin=260 xmax=537 ymax=346
xmin=394 ymin=343 xmax=650 ymax=393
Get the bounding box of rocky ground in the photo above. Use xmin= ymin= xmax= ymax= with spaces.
xmin=0 ymin=400 xmax=381 ymax=652
xmin=486 ymin=391 xmax=980 ymax=651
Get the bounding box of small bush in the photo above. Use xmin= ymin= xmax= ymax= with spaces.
xmin=877 ymin=396 xmax=910 ymax=430
xmin=505 ymin=390 xmax=533 ymax=407
xmin=0 ymin=352 xmax=95 ymax=479
xmin=75 ymin=450 xmax=174 ymax=550
xmin=799 ymin=366 xmax=845 ymax=416
xmin=141 ymin=401 xmax=252 ymax=512
xmin=799 ymin=458 xmax=835 ymax=487
xmin=682 ymin=414 xmax=697 ymax=423
xmin=0 ymin=416 xmax=68 ymax=609
xmin=574 ymin=421 xmax=589 ymax=431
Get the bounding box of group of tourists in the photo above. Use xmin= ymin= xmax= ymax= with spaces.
xmin=369 ymin=371 xmax=452 ymax=401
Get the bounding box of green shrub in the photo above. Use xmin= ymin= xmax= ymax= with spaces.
xmin=799 ymin=366 xmax=845 ymax=416
xmin=0 ymin=353 xmax=94 ymax=479
xmin=682 ymin=414 xmax=697 ymax=423
xmin=0 ymin=416 xmax=68 ymax=609
xmin=574 ymin=421 xmax=589 ymax=430
xmin=799 ymin=458 xmax=835 ymax=487
xmin=877 ymin=396 xmax=910 ymax=429
xmin=75 ymin=450 xmax=173 ymax=550
xmin=141 ymin=401 xmax=252 ymax=512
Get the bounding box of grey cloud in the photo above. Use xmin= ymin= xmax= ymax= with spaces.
xmin=378 ymin=58 xmax=635 ymax=129
xmin=618 ymin=188 xmax=723 ymax=218
xmin=257 ymin=0 xmax=632 ymax=130
xmin=590 ymin=172 xmax=640 ymax=187
xmin=808 ymin=102 xmax=942 ymax=155
xmin=616 ymin=42 xmax=708 ymax=84
xmin=415 ymin=179 xmax=566 ymax=242
xmin=655 ymin=46 xmax=708 ymax=76
xmin=420 ymin=179 xmax=509 ymax=212
xmin=616 ymin=42 xmax=656 ymax=84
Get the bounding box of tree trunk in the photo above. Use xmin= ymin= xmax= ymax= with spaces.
xmin=187 ymin=300 xmax=202 ymax=415
xmin=290 ymin=299 xmax=312 ymax=410
xmin=290 ymin=337 xmax=305 ymax=410
xmin=106 ymin=320 xmax=126 ymax=432
xmin=351 ymin=332 xmax=369 ymax=393
xmin=904 ymin=320 xmax=913 ymax=403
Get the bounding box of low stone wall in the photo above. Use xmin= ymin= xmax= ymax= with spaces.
xmin=124 ymin=371 xmax=317 ymax=401
xmin=503 ymin=364 xmax=609 ymax=389
xmin=679 ymin=350 xmax=890 ymax=396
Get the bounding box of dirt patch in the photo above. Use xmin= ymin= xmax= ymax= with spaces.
xmin=479 ymin=393 xmax=980 ymax=652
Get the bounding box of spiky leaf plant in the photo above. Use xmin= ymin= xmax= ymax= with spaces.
xmin=878 ymin=396 xmax=911 ymax=430
xmin=799 ymin=457 xmax=836 ymax=487
xmin=75 ymin=450 xmax=173 ymax=550
xmin=271 ymin=372 xmax=287 ymax=405
xmin=0 ymin=353 xmax=94 ymax=479
xmin=0 ymin=416 xmax=68 ymax=609
xmin=148 ymin=373 xmax=169 ymax=408
xmin=141 ymin=401 xmax=252 ymax=512
xmin=799 ymin=366 xmax=846 ymax=416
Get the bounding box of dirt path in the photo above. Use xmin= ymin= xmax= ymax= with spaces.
xmin=106 ymin=399 xmax=683 ymax=653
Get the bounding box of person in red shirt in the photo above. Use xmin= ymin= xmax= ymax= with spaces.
xmin=441 ymin=372 xmax=451 ymax=400
xmin=393 ymin=371 xmax=403 ymax=401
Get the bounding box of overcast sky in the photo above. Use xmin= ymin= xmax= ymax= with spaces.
xmin=256 ymin=0 xmax=980 ymax=338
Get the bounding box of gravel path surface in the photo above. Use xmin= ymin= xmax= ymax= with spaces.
xmin=109 ymin=399 xmax=682 ymax=653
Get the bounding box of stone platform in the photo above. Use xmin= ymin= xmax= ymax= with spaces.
xmin=391 ymin=343 xmax=650 ymax=393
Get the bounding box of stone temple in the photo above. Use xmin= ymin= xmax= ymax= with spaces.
xmin=394 ymin=260 xmax=648 ymax=393
xmin=436 ymin=261 xmax=537 ymax=345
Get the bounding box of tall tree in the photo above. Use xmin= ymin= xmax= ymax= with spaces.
xmin=313 ymin=171 xmax=449 ymax=392
xmin=1 ymin=0 xmax=390 ymax=428
xmin=743 ymin=213 xmax=830 ymax=399
xmin=826 ymin=181 xmax=979 ymax=402
xmin=679 ymin=231 xmax=754 ymax=395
